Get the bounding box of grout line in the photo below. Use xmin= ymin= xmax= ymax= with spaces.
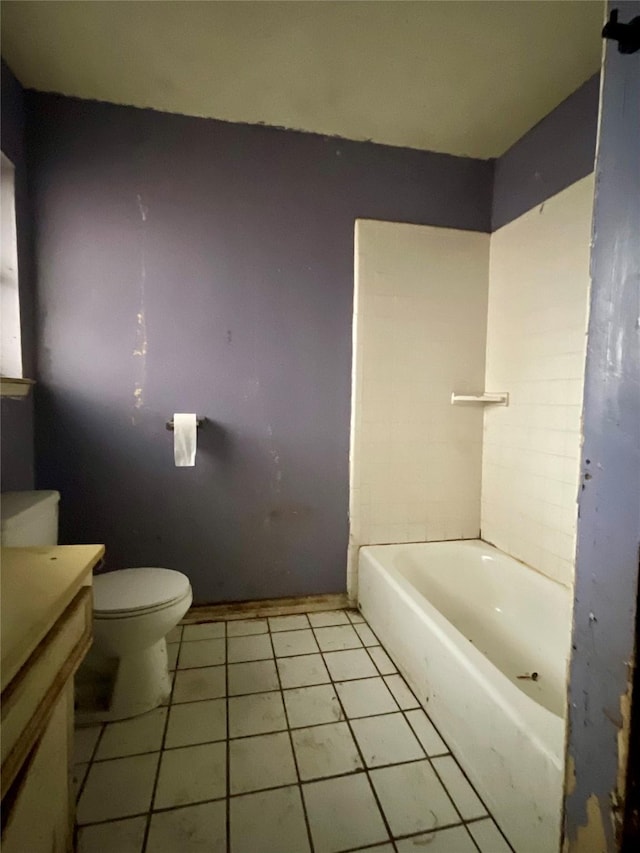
xmin=88 ymin=724 xmax=106 ymax=763
xmin=463 ymin=815 xmax=494 ymax=825
xmin=400 ymin=711 xmax=450 ymax=757
xmin=140 ymin=625 xmax=183 ymax=852
xmin=356 ymin=620 xmax=513 ymax=852
xmin=311 ymin=621 xmax=400 ymax=852
xmin=424 ymin=752 xmax=476 ymax=844
xmin=308 ymin=627 xmax=400 ymax=717
xmin=337 ymin=817 xmax=475 ymax=852
xmin=266 ymin=622 xmax=316 ymax=853
xmin=78 ymin=791 xmax=481 ymax=838
xmin=75 ymin=721 xmax=106 ymax=805
xmin=361 ymin=642 xmax=398 ymax=678
xmin=359 ymin=633 xmax=477 ymax=838
xmin=164 ymin=676 xmax=406 ymax=710
xmin=88 ymin=688 xmax=452 ymax=758
xmin=76 ymin=611 xmax=510 ymax=850
xmin=78 ymin=803 xmax=491 ymax=853
xmin=74 ymin=763 xmax=90 ymax=804
xmin=78 ymin=809 xmax=157 ymax=830
xmin=352 ymin=620 xmax=488 ymax=850
xmin=179 ymin=631 xmax=228 ymax=644
xmin=462 ymin=815 xmax=516 ymax=853
xmin=81 ymin=755 xmax=459 ymax=820
xmin=463 ymin=824 xmax=486 ymax=853
xmin=89 ymin=740 xmax=446 ymax=775
xmin=174 ymin=641 xmax=382 ymax=672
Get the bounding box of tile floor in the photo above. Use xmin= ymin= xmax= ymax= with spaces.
xmin=74 ymin=609 xmax=513 ymax=853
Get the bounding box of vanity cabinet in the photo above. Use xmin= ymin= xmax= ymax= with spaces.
xmin=2 ymin=685 xmax=74 ymax=852
xmin=1 ymin=546 xmax=104 ymax=852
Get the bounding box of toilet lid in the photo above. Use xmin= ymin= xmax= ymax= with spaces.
xmin=93 ymin=568 xmax=191 ymax=615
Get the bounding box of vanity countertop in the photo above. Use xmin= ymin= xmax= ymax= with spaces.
xmin=1 ymin=545 xmax=104 ymax=691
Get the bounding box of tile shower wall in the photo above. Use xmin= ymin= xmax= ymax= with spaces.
xmin=349 ymin=220 xmax=490 ymax=595
xmin=481 ymin=176 xmax=594 ymax=587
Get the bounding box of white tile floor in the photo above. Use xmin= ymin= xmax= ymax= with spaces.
xmin=74 ymin=609 xmax=513 ymax=853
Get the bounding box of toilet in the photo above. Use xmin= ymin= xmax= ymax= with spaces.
xmin=88 ymin=567 xmax=192 ymax=720
xmin=0 ymin=490 xmax=193 ymax=722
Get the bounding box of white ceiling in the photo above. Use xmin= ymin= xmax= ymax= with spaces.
xmin=1 ymin=1 xmax=603 ymax=158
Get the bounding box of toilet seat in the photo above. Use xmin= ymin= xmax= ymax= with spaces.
xmin=93 ymin=567 xmax=192 ymax=619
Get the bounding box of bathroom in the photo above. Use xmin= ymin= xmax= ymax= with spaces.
xmin=1 ymin=2 xmax=638 ymax=852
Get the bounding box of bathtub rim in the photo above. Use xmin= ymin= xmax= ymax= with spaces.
xmin=358 ymin=539 xmax=568 ymax=768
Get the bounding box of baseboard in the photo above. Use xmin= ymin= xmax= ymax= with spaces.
xmin=182 ymin=592 xmax=352 ymax=624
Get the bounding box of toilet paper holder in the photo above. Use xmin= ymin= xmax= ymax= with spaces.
xmin=166 ymin=417 xmax=207 ymax=431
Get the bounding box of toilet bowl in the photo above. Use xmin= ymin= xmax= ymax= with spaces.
xmin=81 ymin=567 xmax=193 ymax=722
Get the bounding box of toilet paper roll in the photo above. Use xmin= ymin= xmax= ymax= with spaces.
xmin=173 ymin=413 xmax=197 ymax=467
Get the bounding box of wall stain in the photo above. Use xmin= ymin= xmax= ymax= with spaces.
xmin=266 ymin=504 xmax=313 ymax=523
xmin=133 ymin=193 xmax=149 ymax=417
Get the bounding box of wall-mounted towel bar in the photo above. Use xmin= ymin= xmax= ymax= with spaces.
xmin=451 ymin=393 xmax=509 ymax=406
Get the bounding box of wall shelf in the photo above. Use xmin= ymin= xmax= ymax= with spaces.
xmin=451 ymin=392 xmax=509 ymax=406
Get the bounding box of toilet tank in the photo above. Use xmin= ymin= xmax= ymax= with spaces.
xmin=0 ymin=490 xmax=60 ymax=546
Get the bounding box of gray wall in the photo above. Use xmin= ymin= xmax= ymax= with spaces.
xmin=27 ymin=92 xmax=492 ymax=603
xmin=564 ymin=6 xmax=640 ymax=847
xmin=1 ymin=61 xmax=35 ymax=491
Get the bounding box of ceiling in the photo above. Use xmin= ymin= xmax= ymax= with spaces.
xmin=1 ymin=1 xmax=603 ymax=159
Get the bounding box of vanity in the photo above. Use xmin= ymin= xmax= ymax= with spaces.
xmin=1 ymin=545 xmax=104 ymax=852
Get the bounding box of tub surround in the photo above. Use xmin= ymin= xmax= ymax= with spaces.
xmin=350 ymin=175 xmax=593 ymax=599
xmin=349 ymin=220 xmax=489 ymax=596
xmin=1 ymin=544 xmax=102 ymax=852
xmin=359 ymin=539 xmax=572 ymax=853
xmin=482 ymin=175 xmax=594 ymax=587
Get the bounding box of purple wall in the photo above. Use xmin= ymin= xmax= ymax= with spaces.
xmin=27 ymin=92 xmax=492 ymax=603
xmin=492 ymin=74 xmax=599 ymax=230
xmin=19 ymin=69 xmax=599 ymax=604
xmin=1 ymin=61 xmax=35 ymax=492
xmin=564 ymin=6 xmax=640 ymax=846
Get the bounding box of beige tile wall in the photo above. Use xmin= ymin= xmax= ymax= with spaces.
xmin=349 ymin=220 xmax=490 ymax=597
xmin=481 ymin=175 xmax=594 ymax=587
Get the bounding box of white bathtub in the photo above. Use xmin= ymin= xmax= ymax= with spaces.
xmin=358 ymin=539 xmax=572 ymax=853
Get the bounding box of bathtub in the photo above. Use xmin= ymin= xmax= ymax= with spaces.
xmin=358 ymin=539 xmax=572 ymax=853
